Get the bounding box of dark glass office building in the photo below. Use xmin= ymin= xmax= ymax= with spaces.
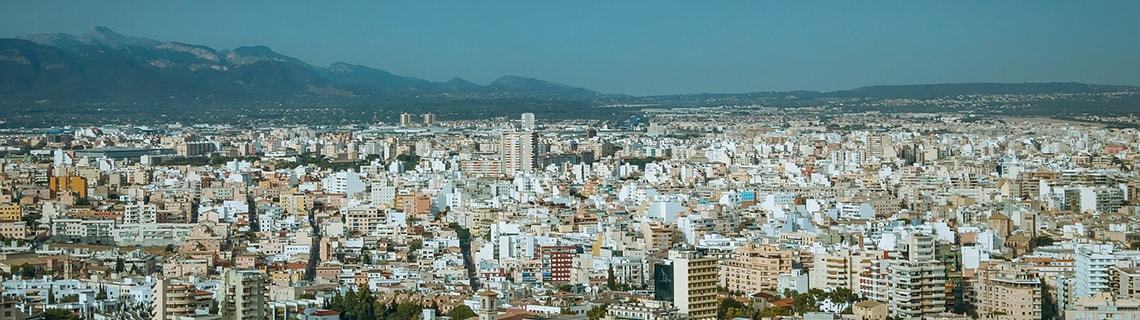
xmin=653 ymin=263 xmax=673 ymax=301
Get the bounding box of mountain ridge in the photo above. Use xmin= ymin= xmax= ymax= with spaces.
xmin=3 ymin=26 xmax=610 ymax=103
xmin=2 ymin=26 xmax=1138 ymax=112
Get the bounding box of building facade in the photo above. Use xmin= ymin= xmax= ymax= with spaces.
xmin=669 ymin=250 xmax=717 ymax=320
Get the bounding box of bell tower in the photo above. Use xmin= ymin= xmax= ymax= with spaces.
xmin=476 ymin=290 xmax=498 ymax=320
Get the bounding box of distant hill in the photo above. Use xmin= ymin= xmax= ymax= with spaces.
xmin=318 ymin=62 xmax=439 ymax=93
xmin=828 ymin=82 xmax=1136 ymax=99
xmin=488 ymin=75 xmax=610 ymax=99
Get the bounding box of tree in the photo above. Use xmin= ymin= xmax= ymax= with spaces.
xmin=390 ymin=302 xmax=422 ymax=320
xmin=42 ymin=309 xmax=80 ymax=320
xmin=829 ymin=287 xmax=860 ymax=304
xmin=18 ymin=264 xmax=36 ymax=279
xmin=96 ymin=285 xmax=108 ymax=300
xmin=115 ymin=258 xmax=126 ymax=273
xmin=718 ymin=299 xmax=747 ymax=319
xmin=397 ymin=154 xmax=420 ymax=172
xmin=1042 ymin=278 xmax=1058 ymax=320
xmin=326 ymin=285 xmax=387 ymax=320
xmin=586 ymin=304 xmax=608 ymax=320
xmin=375 ymin=302 xmax=391 ymax=320
xmin=781 ymin=289 xmax=796 ymax=298
xmin=724 ymin=307 xmax=752 ymax=320
xmin=792 ymin=289 xmax=826 ymax=314
xmin=606 ymin=265 xmax=617 ymax=290
xmin=449 ymin=223 xmax=472 ymax=240
xmin=1030 ymin=236 xmax=1056 ymax=248
xmin=22 ymin=212 xmax=43 ymax=227
xmin=326 ymin=291 xmax=344 ymax=310
xmin=408 ymin=239 xmax=423 ymax=262
xmin=448 ymin=305 xmax=477 ymax=320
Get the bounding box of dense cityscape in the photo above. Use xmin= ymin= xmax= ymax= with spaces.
xmin=4 ymin=2 xmax=1140 ymax=320
xmin=0 ymin=106 xmax=1135 ymax=320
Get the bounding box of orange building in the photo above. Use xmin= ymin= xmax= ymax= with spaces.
xmin=396 ymin=192 xmax=433 ymax=215
xmin=413 ymin=192 xmax=432 ymax=214
xmin=49 ymin=176 xmax=87 ymax=199
xmin=0 ymin=204 xmax=20 ymax=222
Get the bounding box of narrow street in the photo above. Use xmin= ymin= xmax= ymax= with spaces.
xmin=304 ymin=203 xmax=322 ymax=281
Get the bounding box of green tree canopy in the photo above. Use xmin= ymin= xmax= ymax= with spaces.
xmin=43 ymin=309 xmax=80 ymax=320
xmin=448 ymin=305 xmax=477 ymax=320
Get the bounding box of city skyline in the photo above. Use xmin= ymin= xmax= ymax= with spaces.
xmin=0 ymin=3 xmax=1138 ymax=320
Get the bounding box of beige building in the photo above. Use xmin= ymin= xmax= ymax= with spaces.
xmin=477 ymin=290 xmax=499 ymax=320
xmin=670 ymin=250 xmax=718 ymax=320
xmin=810 ymin=248 xmax=862 ymax=291
xmin=500 ymin=130 xmax=537 ymax=175
xmin=343 ymin=206 xmax=385 ymax=235
xmin=399 ymin=113 xmax=415 ymax=127
xmin=1110 ymin=266 xmax=1140 ymax=300
xmin=852 ymin=300 xmax=888 ymax=320
xmin=280 ymin=191 xmax=313 ymax=216
xmin=222 ymin=269 xmax=269 ymax=320
xmin=720 ymin=243 xmax=794 ymax=295
xmin=1066 ymin=293 xmax=1140 ymax=320
xmin=975 ymin=261 xmax=1042 ymax=320
xmin=152 ymin=279 xmax=216 ymax=320
xmin=643 ymin=222 xmax=674 ymax=254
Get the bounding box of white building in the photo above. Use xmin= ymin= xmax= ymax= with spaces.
xmin=1074 ymin=245 xmax=1140 ymax=298
xmin=321 ymin=171 xmax=365 ymax=196
xmin=124 ymin=202 xmax=158 ymax=224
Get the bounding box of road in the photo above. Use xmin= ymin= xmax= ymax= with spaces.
xmin=303 ymin=203 xmax=322 ymax=281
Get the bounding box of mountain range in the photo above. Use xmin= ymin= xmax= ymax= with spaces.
xmin=1 ymin=26 xmax=1137 ymax=122
xmin=0 ymin=26 xmax=611 ymax=104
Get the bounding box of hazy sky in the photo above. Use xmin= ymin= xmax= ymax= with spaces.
xmin=2 ymin=1 xmax=1139 ymax=95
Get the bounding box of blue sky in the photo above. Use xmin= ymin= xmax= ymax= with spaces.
xmin=2 ymin=0 xmax=1138 ymax=95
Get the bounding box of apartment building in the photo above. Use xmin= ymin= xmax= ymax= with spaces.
xmin=810 ymin=248 xmax=861 ymax=291
xmin=48 ymin=175 xmax=87 ymax=199
xmin=669 ymin=249 xmax=717 ymax=320
xmin=500 ymin=130 xmax=537 ymax=175
xmin=1075 ymin=245 xmax=1140 ymax=298
xmin=222 ymin=269 xmax=269 ymax=320
xmin=975 ymin=261 xmax=1042 ymax=320
xmin=538 ymin=245 xmax=577 ymax=283
xmin=1066 ymin=293 xmax=1140 ymax=320
xmin=1109 ymin=266 xmax=1140 ymax=300
xmin=0 ymin=204 xmax=20 ymax=222
xmin=720 ymin=243 xmax=794 ymax=295
xmin=123 ymin=201 xmax=158 ymax=224
xmin=152 ymin=279 xmax=216 ymax=320
xmin=886 ymin=232 xmax=947 ymax=318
